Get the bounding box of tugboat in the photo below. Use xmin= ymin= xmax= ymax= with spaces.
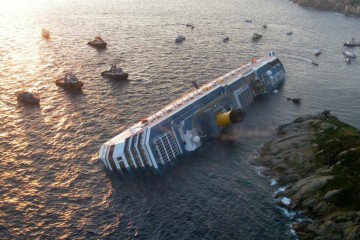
xmin=88 ymin=35 xmax=107 ymax=49
xmin=16 ymin=91 xmax=40 ymax=104
xmin=223 ymin=36 xmax=230 ymax=42
xmin=41 ymin=29 xmax=50 ymax=39
xmin=55 ymin=71 xmax=84 ymax=90
xmin=252 ymin=33 xmax=262 ymax=41
xmin=175 ymin=35 xmax=186 ymax=43
xmin=101 ymin=65 xmax=129 ymax=80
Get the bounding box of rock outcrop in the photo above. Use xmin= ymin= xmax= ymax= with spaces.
xmin=250 ymin=111 xmax=360 ymax=239
xmin=291 ymin=0 xmax=360 ymax=16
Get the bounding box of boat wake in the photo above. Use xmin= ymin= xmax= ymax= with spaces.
xmin=286 ymin=54 xmax=313 ymax=63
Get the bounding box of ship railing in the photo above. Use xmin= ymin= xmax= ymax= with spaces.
xmin=140 ymin=55 xmax=270 ymax=127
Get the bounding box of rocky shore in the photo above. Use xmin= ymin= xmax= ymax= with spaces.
xmin=291 ymin=0 xmax=360 ymax=16
xmin=249 ymin=111 xmax=360 ymax=239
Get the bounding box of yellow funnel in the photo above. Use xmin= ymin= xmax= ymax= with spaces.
xmin=216 ymin=109 xmax=244 ymax=127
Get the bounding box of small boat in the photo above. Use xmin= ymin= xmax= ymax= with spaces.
xmin=343 ymin=51 xmax=356 ymax=58
xmin=252 ymin=33 xmax=262 ymax=41
xmin=245 ymin=19 xmax=252 ymax=23
xmin=185 ymin=24 xmax=195 ymax=29
xmin=17 ymin=91 xmax=40 ymax=104
xmin=175 ymin=35 xmax=185 ymax=43
xmin=311 ymin=60 xmax=319 ymax=66
xmin=223 ymin=36 xmax=229 ymax=42
xmin=346 ymin=58 xmax=351 ymax=64
xmin=314 ymin=49 xmax=321 ymax=56
xmin=101 ymin=64 xmax=129 ymax=80
xmin=344 ymin=38 xmax=360 ymax=47
xmin=88 ymin=35 xmax=107 ymax=49
xmin=55 ymin=71 xmax=84 ymax=90
xmin=287 ymin=97 xmax=301 ymax=104
xmin=41 ymin=29 xmax=50 ymax=39
xmin=263 ymin=24 xmax=267 ymax=29
xmin=286 ymin=31 xmax=293 ymax=36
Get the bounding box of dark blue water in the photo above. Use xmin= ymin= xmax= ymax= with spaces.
xmin=1 ymin=0 xmax=359 ymax=239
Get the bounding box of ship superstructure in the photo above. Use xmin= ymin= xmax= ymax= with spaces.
xmin=99 ymin=51 xmax=286 ymax=172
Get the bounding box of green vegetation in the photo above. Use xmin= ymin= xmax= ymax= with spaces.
xmin=313 ymin=114 xmax=360 ymax=210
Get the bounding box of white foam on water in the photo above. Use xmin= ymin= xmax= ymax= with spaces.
xmin=290 ymin=229 xmax=299 ymax=240
xmin=278 ymin=206 xmax=296 ymax=219
xmin=281 ymin=197 xmax=291 ymax=206
xmin=270 ymin=179 xmax=277 ymax=186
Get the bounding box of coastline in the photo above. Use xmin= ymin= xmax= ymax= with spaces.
xmin=249 ymin=111 xmax=360 ymax=239
xmin=291 ymin=0 xmax=360 ymax=17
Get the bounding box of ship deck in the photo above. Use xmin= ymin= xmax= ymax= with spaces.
xmin=107 ymin=54 xmax=276 ymax=145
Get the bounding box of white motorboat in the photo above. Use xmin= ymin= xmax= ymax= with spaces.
xmin=343 ymin=51 xmax=356 ymax=58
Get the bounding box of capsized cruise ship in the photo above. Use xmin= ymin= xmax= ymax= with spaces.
xmin=99 ymin=51 xmax=286 ymax=172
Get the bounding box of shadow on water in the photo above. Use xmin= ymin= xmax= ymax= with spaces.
xmin=100 ymin=77 xmax=130 ymax=88
xmin=92 ymin=46 xmax=108 ymax=54
xmin=16 ymin=100 xmax=41 ymax=110
xmin=106 ymin=137 xmax=239 ymax=184
xmin=59 ymin=87 xmax=85 ymax=100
